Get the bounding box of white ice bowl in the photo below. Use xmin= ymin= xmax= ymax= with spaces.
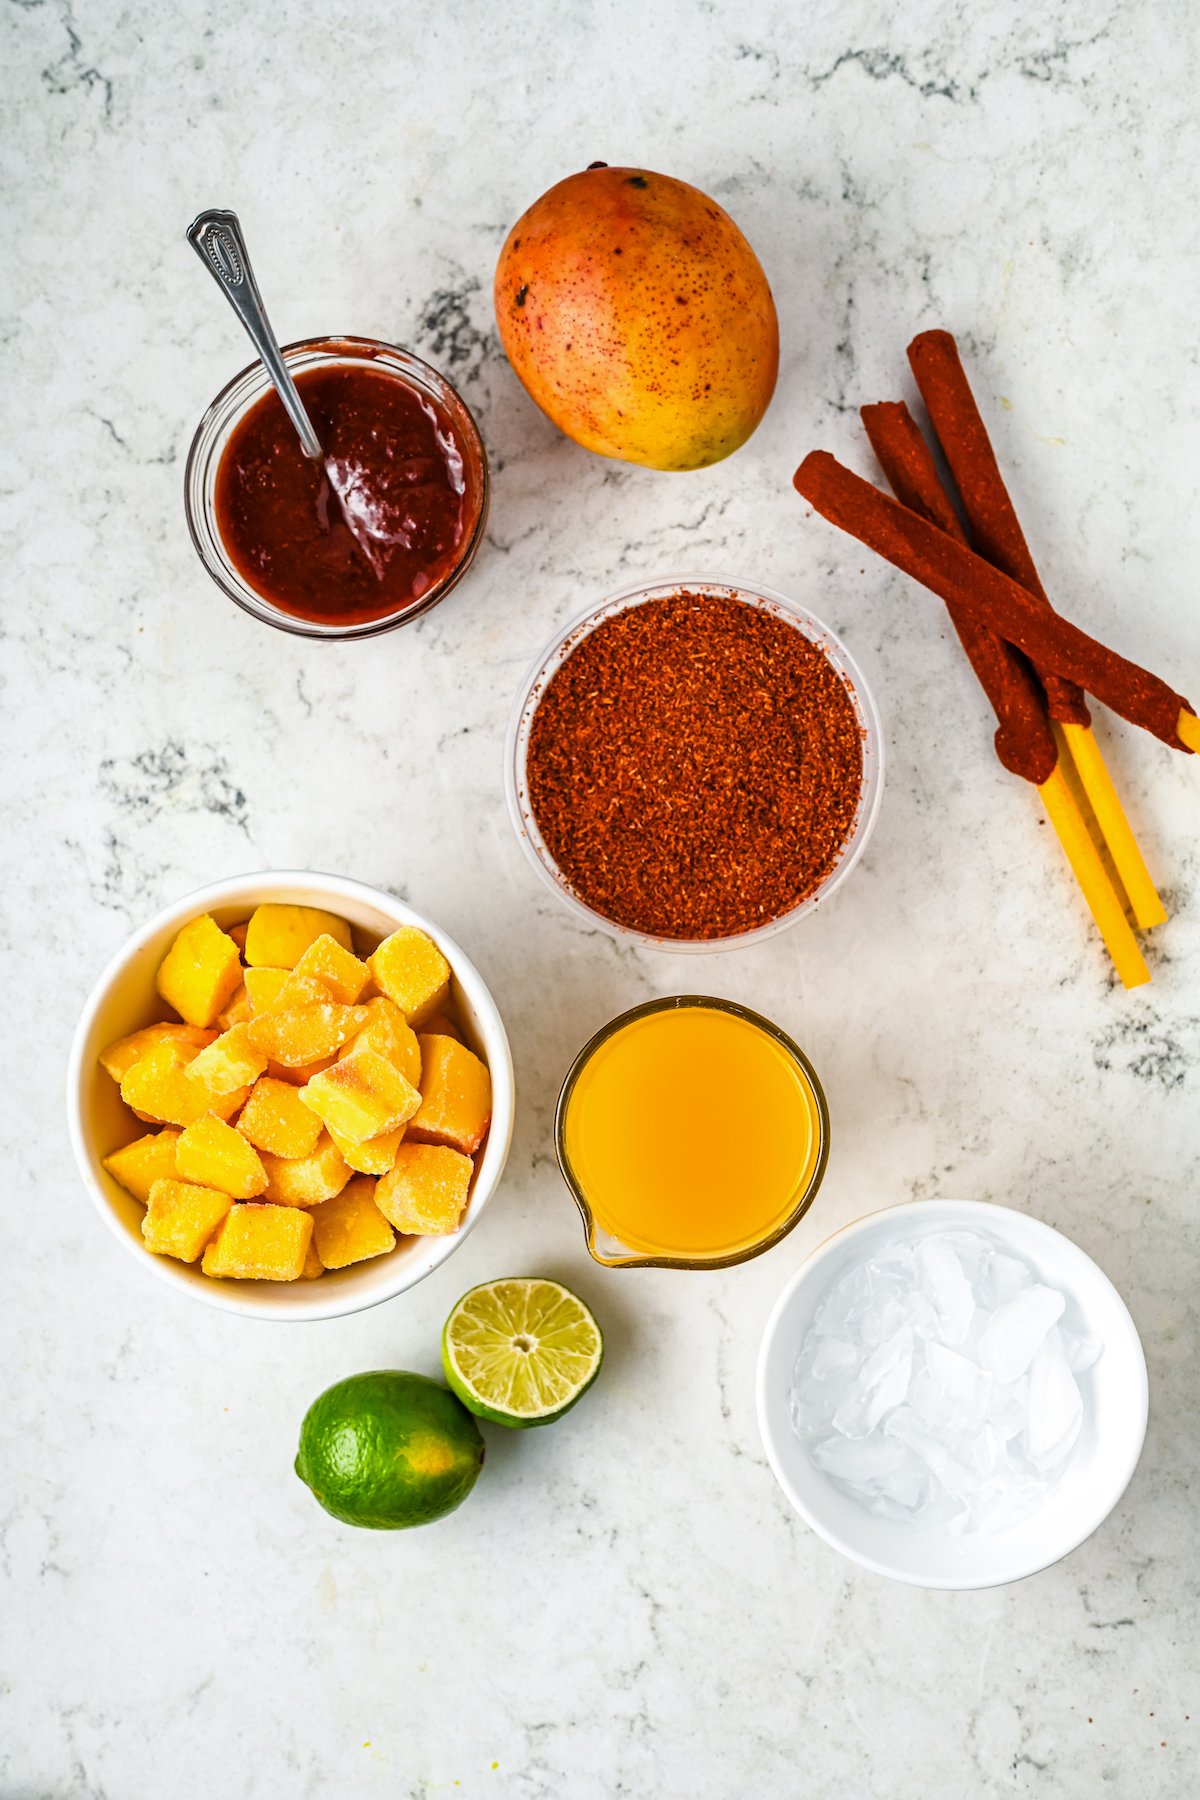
xmin=67 ymin=872 xmax=515 ymax=1321
xmin=756 ymin=1200 xmax=1148 ymax=1589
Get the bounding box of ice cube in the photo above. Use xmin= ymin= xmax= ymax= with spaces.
xmin=975 ymin=1250 xmax=1029 ymax=1310
xmin=1061 ymin=1329 xmax=1102 ymax=1374
xmin=1025 ymin=1328 xmax=1083 ymax=1471
xmin=832 ymin=1326 xmax=914 ymax=1436
xmin=978 ymin=1284 xmax=1065 ymax=1382
xmin=915 ymin=1236 xmax=976 ymax=1344
xmin=810 ymin=1336 xmax=860 ymax=1381
xmin=810 ymin=1436 xmax=908 ymax=1482
xmin=926 ymin=1339 xmax=994 ymax=1416
xmin=813 ymin=1263 xmax=874 ymax=1336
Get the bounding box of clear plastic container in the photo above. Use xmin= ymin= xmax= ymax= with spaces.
xmin=184 ymin=335 xmax=489 ymax=640
xmin=505 ymin=574 xmax=885 ymax=951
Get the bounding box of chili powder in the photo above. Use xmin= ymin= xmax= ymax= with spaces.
xmin=524 ymin=590 xmax=865 ymax=939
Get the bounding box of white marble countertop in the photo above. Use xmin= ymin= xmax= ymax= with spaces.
xmin=4 ymin=1 xmax=1198 ymax=1794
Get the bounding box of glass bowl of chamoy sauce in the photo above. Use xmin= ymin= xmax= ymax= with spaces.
xmin=185 ymin=337 xmax=488 ymax=638
xmin=556 ymin=997 xmax=829 ymax=1269
xmin=506 ymin=577 xmax=883 ymax=949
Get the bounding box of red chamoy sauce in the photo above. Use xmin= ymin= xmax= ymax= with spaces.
xmin=214 ymin=362 xmax=479 ymax=626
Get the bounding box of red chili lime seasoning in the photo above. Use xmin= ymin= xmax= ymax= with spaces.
xmin=525 ymin=590 xmax=865 ymax=939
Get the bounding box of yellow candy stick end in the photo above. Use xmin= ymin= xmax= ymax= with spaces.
xmin=1037 ymin=765 xmax=1150 ymax=991
xmin=1060 ymin=722 xmax=1166 ymax=931
xmin=1177 ymin=708 xmax=1200 ymax=754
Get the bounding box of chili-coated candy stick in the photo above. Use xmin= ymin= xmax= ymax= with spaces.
xmin=861 ymin=402 xmax=1149 ymax=989
xmin=907 ymin=329 xmax=1166 ymax=930
xmin=793 ymin=450 xmax=1196 ymax=751
xmin=860 ymin=402 xmax=1056 ymax=785
xmin=907 ymin=330 xmax=1090 ymax=728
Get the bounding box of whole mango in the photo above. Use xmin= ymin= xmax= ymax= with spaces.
xmin=494 ymin=165 xmax=779 ymax=471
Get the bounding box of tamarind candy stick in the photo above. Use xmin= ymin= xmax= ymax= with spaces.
xmin=860 ymin=402 xmax=1056 ymax=785
xmin=793 ymin=450 xmax=1196 ymax=752
xmin=907 ymin=330 xmax=1166 ymax=929
xmin=861 ymin=402 xmax=1149 ymax=989
xmin=907 ymin=330 xmax=1090 ymax=728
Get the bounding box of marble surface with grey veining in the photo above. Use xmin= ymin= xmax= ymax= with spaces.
xmin=2 ymin=1 xmax=1198 ymax=1795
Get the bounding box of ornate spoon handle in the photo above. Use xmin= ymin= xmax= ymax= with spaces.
xmin=186 ymin=207 xmax=323 ymax=461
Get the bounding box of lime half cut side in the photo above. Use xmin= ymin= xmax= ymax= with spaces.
xmin=442 ymin=1278 xmax=603 ymax=1428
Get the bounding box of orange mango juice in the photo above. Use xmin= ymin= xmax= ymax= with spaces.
xmin=558 ymin=1000 xmax=824 ymax=1262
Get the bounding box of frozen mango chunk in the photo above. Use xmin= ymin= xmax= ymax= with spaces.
xmin=120 ymin=1041 xmax=249 ymax=1128
xmin=310 ymin=1176 xmax=397 ymax=1270
xmin=408 ymin=1035 xmax=492 ymax=1154
xmin=187 ymin=1020 xmax=268 ymax=1095
xmin=143 ymin=1177 xmax=232 ymax=1262
xmin=375 ymin=1143 xmax=473 ymax=1236
xmin=245 ymin=1000 xmax=367 ymax=1068
xmin=421 ymin=1011 xmax=464 ymax=1045
xmin=237 ymin=1076 xmax=323 ymax=1159
xmin=266 ymin=1054 xmax=336 ymax=1087
xmin=103 ymin=1129 xmax=180 ymax=1203
xmin=329 ymin=1123 xmax=405 ymax=1177
xmin=301 ymin=1236 xmax=324 ymax=1279
xmin=244 ymin=904 xmax=353 ymax=969
xmin=345 ymin=997 xmax=421 ymax=1087
xmin=201 ymin=1202 xmax=313 ymax=1280
xmin=156 ymin=913 xmax=243 ymax=1028
xmin=366 ymin=927 xmax=451 ymax=1025
xmin=228 ymin=921 xmax=249 ymax=954
xmin=245 ymin=966 xmax=289 ymax=1013
xmin=259 ymin=1131 xmax=351 ymax=1207
xmin=216 ymin=981 xmax=251 ymax=1030
xmin=99 ymin=1022 xmax=216 ymax=1083
xmin=176 ymin=1116 xmax=267 ymax=1199
xmin=299 ymin=1047 xmax=421 ymax=1144
xmin=293 ymin=934 xmax=370 ymax=1005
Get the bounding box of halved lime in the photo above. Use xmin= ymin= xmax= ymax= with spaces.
xmin=442 ymin=1278 xmax=603 ymax=1428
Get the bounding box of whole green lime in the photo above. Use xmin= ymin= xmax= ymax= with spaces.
xmin=295 ymin=1370 xmax=485 ymax=1530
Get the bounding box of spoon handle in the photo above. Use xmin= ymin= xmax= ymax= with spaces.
xmin=186 ymin=208 xmax=324 ymax=461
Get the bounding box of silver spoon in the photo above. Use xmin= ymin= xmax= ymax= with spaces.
xmin=186 ymin=208 xmax=325 ymax=461
xmin=186 ymin=208 xmax=387 ymax=577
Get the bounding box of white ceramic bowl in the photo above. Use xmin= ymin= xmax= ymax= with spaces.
xmin=756 ymin=1200 xmax=1148 ymax=1589
xmin=67 ymin=872 xmax=515 ymax=1321
xmin=504 ymin=574 xmax=884 ymax=952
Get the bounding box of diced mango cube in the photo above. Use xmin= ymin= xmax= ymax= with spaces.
xmin=421 ymin=1011 xmax=464 ymax=1045
xmin=143 ymin=1177 xmax=233 ymax=1261
xmin=228 ymin=921 xmax=249 ymax=954
xmin=187 ymin=1020 xmax=268 ymax=1095
xmin=176 ymin=1116 xmax=267 ymax=1199
xmin=120 ymin=1042 xmax=249 ymax=1128
xmin=266 ymin=1054 xmax=336 ymax=1086
xmin=298 ymin=1048 xmax=421 ymax=1144
xmin=293 ymin=934 xmax=370 ymax=1004
xmin=201 ymin=1203 xmax=313 ymax=1280
xmin=245 ymin=966 xmax=289 ymax=1013
xmin=329 ymin=1123 xmax=405 ymax=1177
xmin=236 ymin=1076 xmax=324 ymax=1159
xmin=366 ymin=927 xmax=451 ymax=1025
xmin=376 ymin=1144 xmax=472 ymax=1235
xmin=345 ymin=997 xmax=421 ymax=1087
xmin=301 ymin=1236 xmax=324 ymax=1279
xmin=310 ymin=1176 xmax=397 ymax=1270
xmin=156 ymin=914 xmax=243 ymax=1028
xmin=99 ymin=1022 xmax=216 ymax=1083
xmin=245 ymin=1000 xmax=368 ymax=1068
xmin=103 ymin=1129 xmax=180 ymax=1202
xmin=408 ymin=1035 xmax=492 ymax=1154
xmin=259 ymin=1132 xmax=351 ymax=1206
xmin=244 ymin=904 xmax=353 ymax=969
xmin=216 ymin=982 xmax=252 ymax=1030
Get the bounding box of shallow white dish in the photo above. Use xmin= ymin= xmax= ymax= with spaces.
xmin=756 ymin=1199 xmax=1148 ymax=1589
xmin=67 ymin=872 xmax=515 ymax=1321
